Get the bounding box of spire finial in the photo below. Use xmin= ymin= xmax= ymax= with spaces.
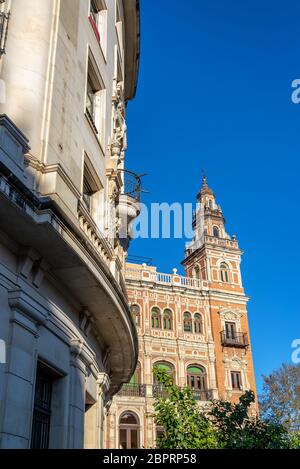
xmin=201 ymin=169 xmax=208 ymax=188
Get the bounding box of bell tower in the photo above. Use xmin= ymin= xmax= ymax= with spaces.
xmin=183 ymin=176 xmax=256 ymax=403
xmin=183 ymin=175 xmax=243 ymax=295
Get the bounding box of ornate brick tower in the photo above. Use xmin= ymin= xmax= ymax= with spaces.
xmin=106 ymin=176 xmax=257 ymax=449
xmin=183 ymin=176 xmax=256 ymax=402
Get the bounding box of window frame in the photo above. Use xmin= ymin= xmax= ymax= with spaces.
xmin=119 ymin=412 xmax=140 ymax=449
xmin=220 ymin=262 xmax=230 ymax=283
xmin=151 ymin=307 xmax=161 ymax=329
xmin=187 ymin=365 xmax=207 ymax=391
xmin=163 ymin=309 xmax=173 ymax=331
xmin=213 ymin=226 xmax=220 ymax=238
xmin=89 ymin=0 xmax=108 ymax=57
xmin=231 ymin=371 xmax=242 ymax=390
xmin=183 ymin=312 xmax=192 ymax=333
xmin=130 ymin=304 xmax=141 ymax=327
xmin=85 ymin=52 xmax=106 ymax=145
xmin=194 ymin=313 xmax=203 ymax=334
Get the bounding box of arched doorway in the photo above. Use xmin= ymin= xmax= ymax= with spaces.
xmin=119 ymin=412 xmax=140 ymax=449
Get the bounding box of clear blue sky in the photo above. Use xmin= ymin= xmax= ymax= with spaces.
xmin=125 ymin=0 xmax=300 ymax=393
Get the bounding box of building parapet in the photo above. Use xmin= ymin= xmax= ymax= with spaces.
xmin=185 ymin=235 xmax=239 ymax=257
xmin=125 ymin=265 xmax=208 ymax=291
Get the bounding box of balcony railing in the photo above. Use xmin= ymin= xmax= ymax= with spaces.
xmin=153 ymin=384 xmax=213 ymax=401
xmin=221 ymin=331 xmax=249 ymax=348
xmin=152 ymin=384 xmax=169 ymax=398
xmin=118 ymin=383 xmax=146 ymax=397
xmin=193 ymin=389 xmax=214 ymax=401
xmin=125 ymin=268 xmax=203 ymax=290
xmin=120 ymin=169 xmax=142 ymax=202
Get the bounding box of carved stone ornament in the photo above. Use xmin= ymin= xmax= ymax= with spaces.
xmin=111 ymin=81 xmax=127 ymax=158
xmin=218 ymin=307 xmax=243 ymax=321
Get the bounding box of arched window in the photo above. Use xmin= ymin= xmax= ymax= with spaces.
xmin=130 ymin=304 xmax=140 ymax=327
xmin=193 ymin=266 xmax=200 ymax=280
xmin=220 ymin=262 xmax=230 ymax=283
xmin=213 ymin=226 xmax=220 ymax=238
xmin=194 ymin=313 xmax=203 ymax=334
xmin=163 ymin=309 xmax=173 ymax=330
xmin=151 ymin=307 xmax=161 ymax=329
xmin=153 ymin=361 xmax=175 ymax=384
xmin=119 ymin=412 xmax=140 ymax=449
xmin=187 ymin=365 xmax=207 ymax=391
xmin=183 ymin=312 xmax=192 ymax=333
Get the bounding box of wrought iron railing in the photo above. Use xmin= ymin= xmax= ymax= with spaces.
xmin=152 ymin=384 xmax=169 ymax=398
xmin=153 ymin=384 xmax=213 ymax=401
xmin=221 ymin=331 xmax=249 ymax=348
xmin=120 ymin=169 xmax=142 ymax=202
xmin=118 ymin=383 xmax=146 ymax=397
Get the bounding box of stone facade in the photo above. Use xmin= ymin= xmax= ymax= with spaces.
xmin=106 ymin=177 xmax=256 ymax=449
xmin=0 ymin=0 xmax=140 ymax=448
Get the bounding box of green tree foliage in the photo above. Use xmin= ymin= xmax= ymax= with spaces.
xmin=153 ymin=368 xmax=297 ymax=449
xmin=259 ymin=363 xmax=300 ymax=434
xmin=210 ymin=391 xmax=291 ymax=449
xmin=153 ymin=366 xmax=219 ymax=449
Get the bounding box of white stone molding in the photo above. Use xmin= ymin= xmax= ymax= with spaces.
xmin=70 ymin=338 xmax=95 ymax=375
xmin=8 ymin=288 xmax=49 ymax=327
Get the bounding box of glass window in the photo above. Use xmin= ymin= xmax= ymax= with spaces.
xmin=183 ymin=312 xmax=192 ymax=332
xmin=151 ymin=307 xmax=161 ymax=329
xmin=231 ymin=371 xmax=242 ymax=390
xmin=89 ymin=0 xmax=107 ymax=53
xmin=119 ymin=412 xmax=140 ymax=449
xmin=213 ymin=226 xmax=220 ymax=238
xmin=187 ymin=365 xmax=207 ymax=391
xmin=83 ymin=172 xmax=94 ymax=213
xmin=86 ymin=75 xmax=96 ymax=122
xmin=130 ymin=304 xmax=140 ymax=327
xmin=220 ymin=263 xmax=230 ymax=283
xmin=163 ymin=309 xmax=172 ymax=330
xmin=90 ymin=0 xmax=98 ymax=23
xmin=31 ymin=363 xmax=54 ymax=449
xmin=193 ymin=266 xmax=200 ymax=279
xmin=225 ymin=322 xmax=236 ymax=339
xmin=194 ymin=313 xmax=203 ymax=334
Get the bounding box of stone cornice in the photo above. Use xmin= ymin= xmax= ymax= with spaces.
xmin=8 ymin=288 xmax=49 ymax=325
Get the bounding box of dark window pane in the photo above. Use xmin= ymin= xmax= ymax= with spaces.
xmin=130 ymin=429 xmax=138 ymax=449
xmin=119 ymin=429 xmax=127 ymax=449
xmin=31 ymin=365 xmax=53 ymax=449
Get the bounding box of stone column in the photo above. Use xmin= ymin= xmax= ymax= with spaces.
xmin=83 ymin=371 xmax=110 ymax=449
xmin=67 ymin=340 xmax=91 ymax=449
xmin=97 ymin=372 xmax=110 ymax=449
xmin=0 ymin=288 xmax=48 ymax=449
